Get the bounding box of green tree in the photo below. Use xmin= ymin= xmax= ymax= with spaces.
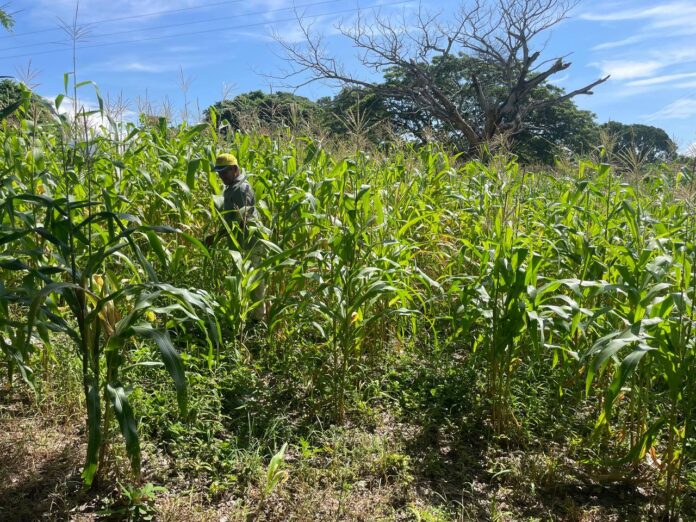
xmin=278 ymin=0 xmax=608 ymax=154
xmin=0 ymin=79 xmax=56 ymax=123
xmin=379 ymin=56 xmax=600 ymax=163
xmin=0 ymin=78 xmax=23 ymax=110
xmin=513 ymin=85 xmax=600 ymax=163
xmin=600 ymin=121 xmax=677 ymax=163
xmin=205 ymin=91 xmax=317 ymax=133
xmin=317 ymin=86 xmax=392 ymax=144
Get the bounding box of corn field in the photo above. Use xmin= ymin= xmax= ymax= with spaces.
xmin=1 ymin=88 xmax=695 ymax=520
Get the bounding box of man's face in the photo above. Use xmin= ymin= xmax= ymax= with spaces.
xmin=218 ymin=165 xmax=238 ymax=185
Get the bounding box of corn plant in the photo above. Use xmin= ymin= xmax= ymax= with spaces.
xmin=1 ymin=87 xmax=695 ymax=516
xmin=0 ymin=86 xmax=218 ymax=486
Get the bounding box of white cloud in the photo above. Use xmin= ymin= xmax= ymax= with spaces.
xmin=650 ymin=11 xmax=696 ymax=29
xmin=592 ymin=34 xmax=650 ymax=51
xmin=656 ymin=48 xmax=696 ymax=66
xmin=262 ymin=2 xmax=411 ymax=45
xmin=591 ymin=48 xmax=696 ymax=89
xmin=646 ymin=99 xmax=696 ymax=121
xmin=594 ymin=60 xmax=664 ymax=80
xmin=83 ymin=50 xmax=214 ymax=76
xmin=627 ymin=72 xmax=696 ymax=87
xmin=47 ymin=95 xmax=100 ymax=114
xmin=44 ymin=94 xmax=107 ymax=130
xmin=580 ymin=2 xmax=696 ymax=23
xmin=587 ymin=1 xmax=696 ymax=64
xmin=30 ymin=0 xmax=200 ymax=24
xmin=108 ymin=61 xmax=170 ymax=73
xmin=164 ymin=45 xmax=201 ymax=53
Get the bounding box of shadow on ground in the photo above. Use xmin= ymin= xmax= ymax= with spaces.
xmin=402 ymin=417 xmax=658 ymax=520
xmin=0 ymin=391 xmax=87 ymax=521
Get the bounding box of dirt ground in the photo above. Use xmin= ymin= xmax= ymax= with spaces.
xmin=2 ymin=385 xmax=689 ymax=521
xmin=0 ymin=389 xmax=87 ymax=521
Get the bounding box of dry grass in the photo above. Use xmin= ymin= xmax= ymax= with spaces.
xmin=0 ymin=386 xmax=87 ymax=521
xmin=0 ymin=383 xmax=684 ymax=521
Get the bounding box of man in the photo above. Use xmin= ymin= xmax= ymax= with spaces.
xmin=208 ymin=153 xmax=266 ymax=322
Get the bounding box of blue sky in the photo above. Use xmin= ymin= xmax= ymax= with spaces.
xmin=0 ymin=0 xmax=694 ymax=153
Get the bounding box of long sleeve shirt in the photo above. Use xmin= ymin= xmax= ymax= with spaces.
xmin=220 ymin=173 xmax=257 ymax=249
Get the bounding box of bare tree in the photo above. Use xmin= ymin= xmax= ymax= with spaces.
xmin=276 ymin=0 xmax=608 ymax=153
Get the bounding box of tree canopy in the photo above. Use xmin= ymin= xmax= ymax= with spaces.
xmin=0 ymin=79 xmax=23 ymax=112
xmin=373 ymin=55 xmax=601 ymax=162
xmin=204 ymin=91 xmax=317 ymax=133
xmin=601 ymin=121 xmax=677 ymax=163
xmin=512 ymin=85 xmax=599 ymax=163
xmin=204 ymin=84 xmax=685 ymax=166
xmin=276 ymin=0 xmax=608 ymax=153
xmin=317 ymin=87 xmax=392 ymax=144
xmin=0 ymin=79 xmax=57 ymax=123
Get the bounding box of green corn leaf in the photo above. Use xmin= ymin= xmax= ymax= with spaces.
xmin=106 ymin=383 xmax=141 ymax=474
xmin=131 ymin=324 xmax=188 ymax=416
xmin=26 ymin=282 xmax=93 ymax=348
xmin=612 ymin=342 xmax=655 ymax=396
xmin=186 ymin=158 xmax=201 ymax=189
xmin=179 ymin=231 xmax=210 ymax=259
xmin=75 ymin=80 xmax=96 ymax=89
xmin=82 ymin=378 xmax=102 ymax=486
xmin=0 ymin=98 xmax=23 ymax=120
xmin=145 ymin=230 xmax=170 ymax=268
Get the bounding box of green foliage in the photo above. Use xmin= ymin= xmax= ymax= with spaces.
xmin=0 ymin=79 xmax=55 ymax=123
xmin=0 ymin=79 xmax=219 ymax=486
xmin=0 ymin=79 xmax=23 ymax=114
xmin=101 ymin=482 xmax=166 ymax=521
xmin=317 ymin=86 xmax=393 ymax=145
xmin=201 ymin=78 xmax=681 ymax=167
xmin=204 ymin=90 xmax=317 ymax=133
xmin=601 ymin=120 xmax=678 ymax=163
xmin=513 ymin=85 xmax=600 ymax=163
xmin=0 ymin=79 xmax=30 ymax=121
xmin=381 ymin=54 xmax=492 ymax=144
xmin=0 ymin=8 xmax=13 ymax=31
xmin=1 ymin=78 xmax=695 ymax=518
xmin=262 ymin=442 xmax=288 ymax=498
xmin=376 ymin=55 xmax=602 ymax=162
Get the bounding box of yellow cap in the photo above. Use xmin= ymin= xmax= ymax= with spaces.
xmin=213 ymin=153 xmax=238 ymax=171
